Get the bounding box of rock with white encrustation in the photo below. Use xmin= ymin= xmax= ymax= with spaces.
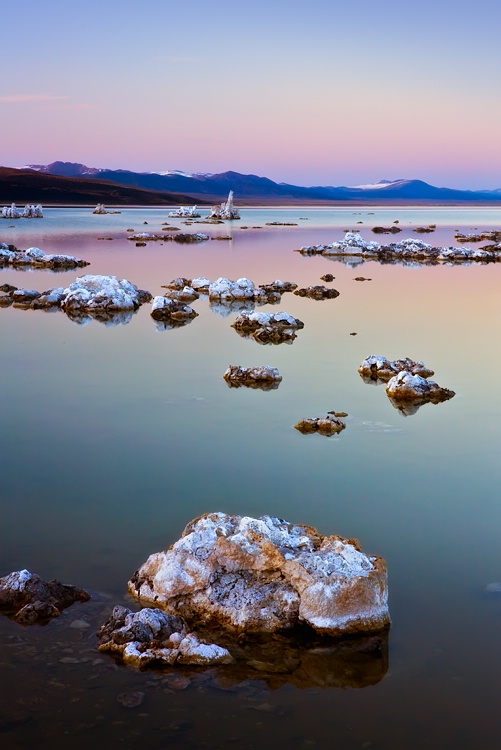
xmin=385 ymin=371 xmax=455 ymax=405
xmin=97 ymin=605 xmax=233 ymax=668
xmin=128 ymin=512 xmax=390 ymax=637
xmin=358 ymin=355 xmax=434 ymax=384
xmin=232 ymin=310 xmax=304 ymax=344
xmin=294 ymin=415 xmax=346 ymax=435
xmin=223 ymin=365 xmax=282 ymax=390
xmin=0 ymin=569 xmax=90 ymax=624
xmin=61 ymin=275 xmax=152 ymax=315
xmin=150 ymin=296 xmax=198 ymax=323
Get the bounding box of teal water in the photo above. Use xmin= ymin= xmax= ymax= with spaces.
xmin=1 ymin=208 xmax=501 ymax=749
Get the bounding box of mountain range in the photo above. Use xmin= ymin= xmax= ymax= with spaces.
xmin=1 ymin=161 xmax=500 ymax=205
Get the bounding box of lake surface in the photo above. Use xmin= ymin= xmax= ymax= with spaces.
xmin=1 ymin=207 xmax=501 ymax=749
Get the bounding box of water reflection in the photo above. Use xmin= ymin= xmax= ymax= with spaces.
xmin=66 ymin=309 xmax=137 ymax=327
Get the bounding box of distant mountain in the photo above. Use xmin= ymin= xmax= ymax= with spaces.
xmin=13 ymin=162 xmax=501 ymax=204
xmin=0 ymin=167 xmax=204 ymax=206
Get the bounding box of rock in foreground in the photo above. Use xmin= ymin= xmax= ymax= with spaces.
xmin=61 ymin=275 xmax=152 ymax=315
xmin=98 ymin=606 xmax=233 ymax=667
xmin=294 ymin=415 xmax=346 ymax=436
xmin=129 ymin=513 xmax=390 ymax=637
xmin=386 ymin=371 xmax=455 ymax=406
xmin=0 ymin=569 xmax=90 ymax=624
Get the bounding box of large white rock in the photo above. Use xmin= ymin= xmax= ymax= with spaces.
xmin=129 ymin=513 xmax=390 ymax=637
xmin=61 ymin=275 xmax=150 ymax=313
xmin=358 ymin=355 xmax=434 ymax=383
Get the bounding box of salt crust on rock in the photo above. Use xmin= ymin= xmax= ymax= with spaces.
xmin=223 ymin=365 xmax=282 ymax=390
xmin=386 ymin=371 xmax=455 ymax=403
xmin=294 ymin=415 xmax=346 ymax=436
xmin=150 ymin=296 xmax=198 ymax=322
xmin=97 ymin=605 xmax=233 ymax=667
xmin=358 ymin=355 xmax=434 ymax=383
xmin=61 ymin=275 xmax=151 ymax=313
xmin=298 ymin=231 xmax=501 ymax=263
xmin=128 ymin=513 xmax=390 ymax=637
xmin=0 ymin=569 xmax=90 ymax=624
xmin=232 ymin=310 xmax=304 ymax=345
xmin=0 ymin=243 xmax=88 ymax=269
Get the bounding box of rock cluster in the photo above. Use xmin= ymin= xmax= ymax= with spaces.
xmin=223 ymin=365 xmax=282 ymax=390
xmin=297 ymin=231 xmax=501 ymax=263
xmin=92 ymin=204 xmax=120 ymax=214
xmin=1 ymin=203 xmax=43 ymax=218
xmin=231 ymin=310 xmax=304 ymax=344
xmin=358 ymin=355 xmax=455 ymax=415
xmin=167 ymin=205 xmax=201 ymax=218
xmin=0 ymin=569 xmax=89 ymax=624
xmin=128 ymin=512 xmax=390 ymax=637
xmin=294 ymin=285 xmax=340 ymax=300
xmin=0 ymin=243 xmax=89 ymax=269
xmin=294 ymin=415 xmax=346 ymax=436
xmin=127 ymin=232 xmax=209 ymax=243
xmin=358 ymin=355 xmax=434 ymax=384
xmin=98 ymin=606 xmax=233 ymax=668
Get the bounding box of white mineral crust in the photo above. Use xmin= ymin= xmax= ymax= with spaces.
xmin=128 ymin=513 xmax=390 ymax=637
xmin=62 ymin=275 xmax=143 ymax=312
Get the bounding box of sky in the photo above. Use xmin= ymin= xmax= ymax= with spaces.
xmin=1 ymin=0 xmax=500 ymax=189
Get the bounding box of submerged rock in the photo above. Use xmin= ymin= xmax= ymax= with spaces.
xmin=358 ymin=355 xmax=434 ymax=384
xmin=223 ymin=365 xmax=282 ymax=390
xmin=0 ymin=569 xmax=90 ymax=624
xmin=294 ymin=416 xmax=346 ymax=436
xmin=98 ymin=605 xmax=233 ymax=668
xmin=294 ymin=285 xmax=340 ymax=300
xmin=128 ymin=512 xmax=390 ymax=637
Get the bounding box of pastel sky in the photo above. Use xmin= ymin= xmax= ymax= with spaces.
xmin=1 ymin=0 xmax=500 ymax=189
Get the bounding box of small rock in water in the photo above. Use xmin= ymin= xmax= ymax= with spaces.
xmin=117 ymin=691 xmax=145 ymax=708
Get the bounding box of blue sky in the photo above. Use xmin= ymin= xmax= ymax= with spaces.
xmin=1 ymin=0 xmax=500 ymax=188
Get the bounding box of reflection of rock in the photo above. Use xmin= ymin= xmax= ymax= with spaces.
xmin=65 ymin=309 xmax=136 ymax=327
xmin=386 ymin=371 xmax=455 ymax=411
xmin=98 ymin=606 xmax=233 ymax=667
xmin=207 ymin=190 xmax=240 ymax=220
xmin=0 ymin=243 xmax=89 ymax=269
xmin=294 ymin=416 xmax=346 ymax=436
xmin=358 ymin=355 xmax=434 ymax=384
xmin=223 ymin=365 xmax=282 ymax=390
xmin=150 ymin=296 xmax=198 ymax=323
xmin=294 ymin=285 xmax=340 ymax=300
xmin=129 ymin=512 xmax=390 ymax=638
xmin=231 ymin=310 xmax=304 ymax=345
xmin=0 ymin=569 xmax=90 ymax=624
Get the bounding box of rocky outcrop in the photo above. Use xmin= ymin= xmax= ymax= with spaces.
xmin=61 ymin=275 xmax=152 ymax=316
xmin=294 ymin=415 xmax=346 ymax=436
xmin=297 ymin=231 xmax=501 ymax=264
xmin=223 ymin=365 xmax=282 ymax=390
xmin=97 ymin=606 xmax=233 ymax=668
xmin=92 ymin=204 xmax=120 ymax=214
xmin=161 ymin=286 xmax=199 ymax=303
xmin=207 ymin=191 xmax=240 ymax=220
xmin=0 ymin=569 xmax=90 ymax=624
xmin=150 ymin=296 xmax=198 ymax=324
xmin=386 ymin=371 xmax=455 ymax=408
xmin=232 ymin=310 xmax=304 ymax=345
xmin=167 ymin=206 xmax=201 ymax=218
xmin=294 ymin=285 xmax=340 ymax=300
xmin=371 ymin=226 xmax=401 ymax=234
xmin=1 ymin=203 xmax=43 ymax=218
xmin=128 ymin=512 xmax=390 ymax=638
xmin=258 ymin=280 xmax=298 ymax=294
xmin=0 ymin=243 xmax=89 ymax=269
xmin=358 ymin=355 xmax=434 ymax=384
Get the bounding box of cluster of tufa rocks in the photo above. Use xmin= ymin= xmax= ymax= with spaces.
xmin=358 ymin=355 xmax=455 ymax=416
xmin=0 ymin=243 xmax=89 ymax=269
xmin=1 ymin=203 xmax=43 ymax=218
xmin=297 ymin=231 xmax=501 ymax=263
xmin=294 ymin=415 xmax=347 ymax=436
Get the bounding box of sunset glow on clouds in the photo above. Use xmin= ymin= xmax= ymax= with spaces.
xmin=1 ymin=0 xmax=500 ymax=189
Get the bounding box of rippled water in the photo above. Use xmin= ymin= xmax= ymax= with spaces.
xmin=1 ymin=207 xmax=501 ymax=749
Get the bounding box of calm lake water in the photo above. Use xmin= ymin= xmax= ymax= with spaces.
xmin=1 ymin=207 xmax=501 ymax=749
